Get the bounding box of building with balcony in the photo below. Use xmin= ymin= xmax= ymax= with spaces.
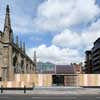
xmin=84 ymin=50 xmax=92 ymax=73
xmin=84 ymin=38 xmax=100 ymax=73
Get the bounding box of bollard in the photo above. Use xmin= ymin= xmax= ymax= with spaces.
xmin=24 ymin=85 xmax=26 ymax=93
xmin=1 ymin=85 xmax=3 ymax=94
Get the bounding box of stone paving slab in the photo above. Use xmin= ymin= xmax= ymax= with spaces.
xmin=0 ymin=88 xmax=100 ymax=95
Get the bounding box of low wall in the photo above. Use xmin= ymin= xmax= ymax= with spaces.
xmin=0 ymin=74 xmax=100 ymax=88
xmin=0 ymin=74 xmax=52 ymax=88
xmin=79 ymin=74 xmax=100 ymax=87
xmin=64 ymin=75 xmax=78 ymax=86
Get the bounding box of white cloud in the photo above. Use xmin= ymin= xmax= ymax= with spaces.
xmin=52 ymin=29 xmax=81 ymax=48
xmin=88 ymin=19 xmax=100 ymax=32
xmin=33 ymin=0 xmax=100 ymax=32
xmin=12 ymin=16 xmax=34 ymax=34
xmin=52 ymin=29 xmax=94 ymax=49
xmin=52 ymin=18 xmax=100 ymax=50
xmin=27 ymin=45 xmax=83 ymax=65
xmin=27 ymin=0 xmax=100 ymax=64
xmin=27 ymin=19 xmax=100 ymax=65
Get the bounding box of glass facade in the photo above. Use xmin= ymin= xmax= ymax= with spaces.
xmin=36 ymin=62 xmax=55 ymax=74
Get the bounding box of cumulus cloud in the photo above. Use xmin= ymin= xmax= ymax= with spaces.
xmin=27 ymin=0 xmax=100 ymax=64
xmin=27 ymin=45 xmax=83 ymax=65
xmin=52 ymin=18 xmax=100 ymax=50
xmin=52 ymin=30 xmax=97 ymax=50
xmin=52 ymin=22 xmax=100 ymax=51
xmin=88 ymin=19 xmax=100 ymax=32
xmin=52 ymin=29 xmax=81 ymax=48
xmin=33 ymin=0 xmax=100 ymax=32
xmin=30 ymin=18 xmax=100 ymax=64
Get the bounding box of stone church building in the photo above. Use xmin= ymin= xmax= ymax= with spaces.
xmin=0 ymin=5 xmax=36 ymax=81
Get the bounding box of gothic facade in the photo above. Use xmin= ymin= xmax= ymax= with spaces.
xmin=0 ymin=5 xmax=36 ymax=81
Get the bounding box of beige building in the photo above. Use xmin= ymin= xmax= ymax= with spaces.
xmin=0 ymin=5 xmax=36 ymax=81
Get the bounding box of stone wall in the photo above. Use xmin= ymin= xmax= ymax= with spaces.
xmin=0 ymin=74 xmax=100 ymax=88
xmin=79 ymin=74 xmax=100 ymax=86
xmin=0 ymin=74 xmax=52 ymax=88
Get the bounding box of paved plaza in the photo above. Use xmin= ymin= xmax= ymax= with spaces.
xmin=1 ymin=94 xmax=100 ymax=100
xmin=0 ymin=87 xmax=100 ymax=100
xmin=0 ymin=87 xmax=100 ymax=95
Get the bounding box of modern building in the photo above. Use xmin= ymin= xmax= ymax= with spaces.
xmin=91 ymin=38 xmax=100 ymax=73
xmin=55 ymin=65 xmax=74 ymax=74
xmin=0 ymin=5 xmax=36 ymax=81
xmin=53 ymin=65 xmax=76 ymax=86
xmin=84 ymin=38 xmax=100 ymax=74
xmin=55 ymin=64 xmax=82 ymax=74
xmin=36 ymin=62 xmax=55 ymax=74
xmin=52 ymin=64 xmax=83 ymax=86
xmin=84 ymin=50 xmax=92 ymax=73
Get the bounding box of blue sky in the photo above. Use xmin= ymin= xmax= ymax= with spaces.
xmin=0 ymin=0 xmax=100 ymax=64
